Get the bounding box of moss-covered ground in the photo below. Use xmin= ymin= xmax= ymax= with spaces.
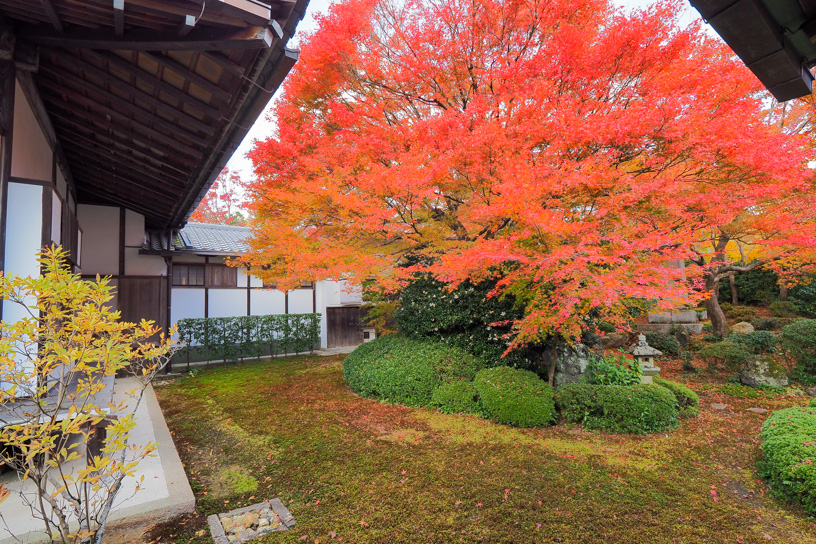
xmin=149 ymin=355 xmax=816 ymax=544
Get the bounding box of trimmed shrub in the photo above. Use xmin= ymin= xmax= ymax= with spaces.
xmin=586 ymin=352 xmax=641 ymax=386
xmin=759 ymin=407 xmax=816 ymax=516
xmin=343 ymin=335 xmax=484 ymax=407
xmin=431 ymin=381 xmax=482 ymax=415
xmin=769 ymin=301 xmax=799 ymax=318
xmin=473 ymin=367 xmax=555 ymax=427
xmin=730 ymin=331 xmax=778 ymax=354
xmin=722 ymin=305 xmax=758 ymax=321
xmin=554 ymin=384 xmax=679 ymax=434
xmin=698 ymin=341 xmax=751 ymax=370
xmin=644 ymin=332 xmax=681 ymax=357
xmin=751 ymin=317 xmax=779 ymax=331
xmin=779 ymin=319 xmax=816 ymax=381
xmin=395 ymin=276 xmax=542 ymax=370
xmin=791 ymin=279 xmax=816 ymax=318
xmin=654 ymin=377 xmax=699 ymax=418
xmin=810 ymin=397 xmax=816 ymax=408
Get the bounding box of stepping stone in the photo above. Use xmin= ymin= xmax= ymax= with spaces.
xmin=746 ymin=407 xmax=768 ymax=414
xmin=711 ymin=403 xmax=729 ymax=411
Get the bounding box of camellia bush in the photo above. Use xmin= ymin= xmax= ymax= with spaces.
xmin=0 ymin=247 xmax=176 ymax=544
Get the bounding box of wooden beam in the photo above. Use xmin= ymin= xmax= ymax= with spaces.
xmin=46 ymin=49 xmax=217 ymax=134
xmin=0 ymin=60 xmax=12 ymax=136
xmin=179 ymin=14 xmax=195 ymax=37
xmin=19 ymin=24 xmax=276 ymax=51
xmin=81 ymin=49 xmax=224 ymax=119
xmin=201 ymin=51 xmax=245 ymax=76
xmin=68 ymin=161 xmax=179 ymax=208
xmin=40 ymin=0 xmax=64 ymax=32
xmin=38 ymin=85 xmax=203 ymax=158
xmin=113 ymin=0 xmax=126 ymax=36
xmin=14 ymin=41 xmax=38 ymax=72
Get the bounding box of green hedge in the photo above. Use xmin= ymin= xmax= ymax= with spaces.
xmin=554 ymin=384 xmax=679 ymax=434
xmin=759 ymin=407 xmax=816 ymax=516
xmin=343 ymin=335 xmax=483 ymax=407
xmin=176 ymin=313 xmax=320 ymax=363
xmin=473 ymin=367 xmax=555 ymax=427
xmin=431 ymin=381 xmax=482 ymax=415
xmin=654 ymin=377 xmax=699 ymax=418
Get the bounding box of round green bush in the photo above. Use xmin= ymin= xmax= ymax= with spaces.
xmin=644 ymin=332 xmax=680 ymax=357
xmin=769 ymin=301 xmax=799 ymax=318
xmin=431 ymin=381 xmax=481 ymax=415
xmin=343 ymin=335 xmax=484 ymax=407
xmin=759 ymin=407 xmax=816 ymax=516
xmin=473 ymin=367 xmax=555 ymax=427
xmin=698 ymin=340 xmax=751 ymax=370
xmin=730 ymin=330 xmax=778 ymax=354
xmin=554 ymin=383 xmax=679 ymax=434
xmin=780 ymin=319 xmax=816 ymax=380
xmin=654 ymin=377 xmax=699 ymax=418
xmin=809 ymin=397 xmax=816 ymax=408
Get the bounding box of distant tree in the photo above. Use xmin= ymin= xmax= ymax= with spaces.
xmin=244 ymin=0 xmax=816 ymax=346
xmin=0 ymin=247 xmax=176 ymax=544
xmin=190 ymin=166 xmax=250 ymax=225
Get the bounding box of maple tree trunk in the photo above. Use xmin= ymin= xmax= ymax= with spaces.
xmin=729 ymin=275 xmax=738 ymax=305
xmin=779 ymin=284 xmax=788 ymax=301
xmin=704 ymin=274 xmax=729 ymax=338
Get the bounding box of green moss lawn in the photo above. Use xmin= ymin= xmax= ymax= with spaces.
xmin=151 ymin=355 xmax=816 ymax=543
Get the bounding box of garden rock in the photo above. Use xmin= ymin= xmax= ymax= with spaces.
xmin=674 ymin=327 xmax=691 ymax=348
xmin=208 ymin=498 xmax=295 ymax=544
xmin=731 ymin=321 xmax=755 ymax=335
xmin=746 ymin=407 xmax=768 ymax=414
xmin=711 ymin=403 xmax=729 ymax=411
xmin=808 ymin=386 xmax=816 ymax=396
xmin=600 ymin=333 xmax=630 ymax=351
xmin=550 ymin=343 xmax=591 ymax=387
xmin=740 ymin=355 xmax=789 ymax=388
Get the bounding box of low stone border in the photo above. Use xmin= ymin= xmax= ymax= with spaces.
xmin=208 ymin=498 xmax=295 ymax=543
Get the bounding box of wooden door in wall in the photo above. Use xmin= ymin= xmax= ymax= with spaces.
xmin=326 ymin=306 xmax=364 ymax=348
xmin=117 ymin=277 xmax=167 ymax=340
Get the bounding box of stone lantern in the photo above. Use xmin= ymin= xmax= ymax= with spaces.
xmin=630 ymin=334 xmax=662 ymax=384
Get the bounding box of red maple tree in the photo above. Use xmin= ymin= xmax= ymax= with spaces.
xmin=190 ymin=166 xmax=249 ymax=226
xmin=244 ymin=0 xmax=816 ymax=344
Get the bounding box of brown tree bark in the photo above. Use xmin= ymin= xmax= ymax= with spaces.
xmin=780 ymin=284 xmax=789 ymax=301
xmin=729 ymin=275 xmax=738 ymax=305
xmin=704 ymin=273 xmax=729 ymax=337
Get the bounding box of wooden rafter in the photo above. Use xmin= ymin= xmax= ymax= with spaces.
xmin=18 ymin=23 xmax=276 ymax=51
xmin=143 ymin=51 xmax=233 ymax=102
xmin=113 ymin=0 xmax=125 ymax=36
xmin=39 ymin=0 xmax=63 ymax=32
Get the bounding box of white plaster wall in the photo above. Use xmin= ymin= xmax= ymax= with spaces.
xmin=208 ymin=289 xmax=247 ymax=318
xmin=171 ymin=288 xmax=205 ymax=325
xmin=77 ymin=204 xmax=119 ymax=275
xmin=249 ymin=289 xmax=286 ymax=316
xmin=288 ymin=289 xmax=314 ymax=314
xmin=248 ymin=273 xmax=263 ymax=288
xmin=237 ymin=268 xmax=248 ymax=288
xmin=124 ymin=209 xmax=145 ymax=247
xmin=10 ymin=80 xmax=53 ymax=181
xmin=316 ymin=280 xmax=363 ymax=307
xmin=2 ymin=183 xmax=43 ymax=396
xmin=125 ymin=248 xmax=166 ymax=276
xmin=56 ymin=167 xmax=67 ymax=199
xmin=50 ymin=190 xmax=61 ymax=244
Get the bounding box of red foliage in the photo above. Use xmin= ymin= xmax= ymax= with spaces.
xmin=190 ymin=167 xmax=250 ymax=225
xmin=244 ymin=0 xmax=816 ymax=344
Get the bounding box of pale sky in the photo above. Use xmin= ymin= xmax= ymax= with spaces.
xmin=226 ymin=0 xmax=708 ymax=178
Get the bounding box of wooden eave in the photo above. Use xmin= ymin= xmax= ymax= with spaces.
xmin=0 ymin=0 xmax=306 ymax=229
